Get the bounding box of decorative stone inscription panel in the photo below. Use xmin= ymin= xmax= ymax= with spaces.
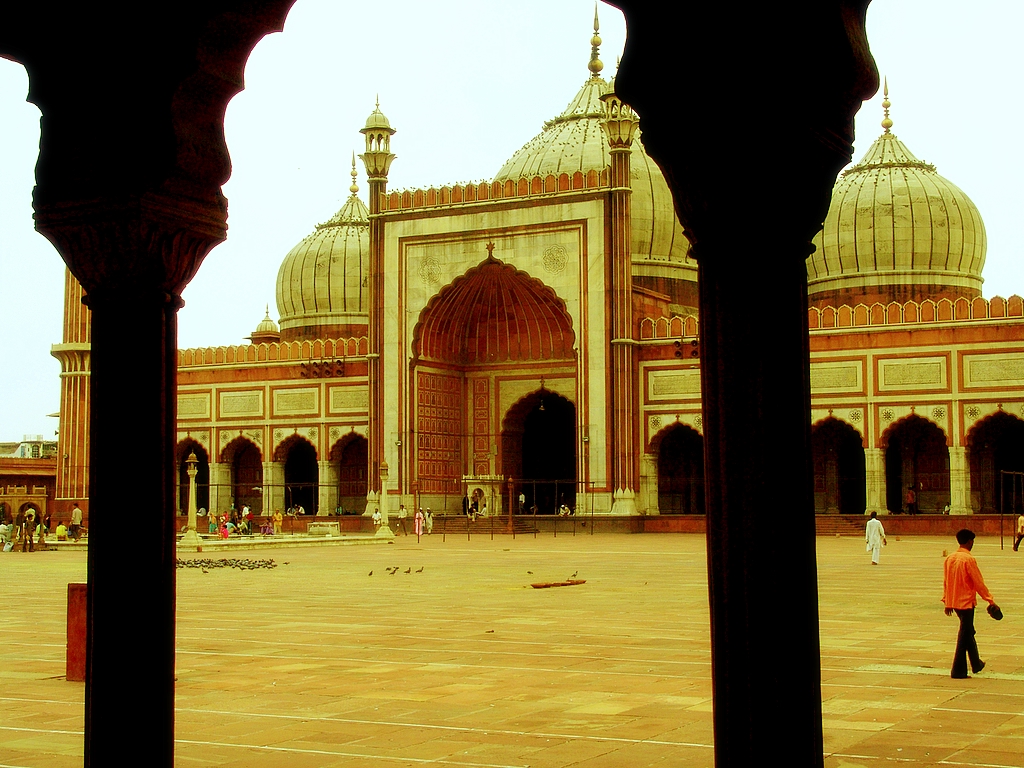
xmin=274 ymin=388 xmax=318 ymax=415
xmin=220 ymin=390 xmax=263 ymax=417
xmin=178 ymin=393 xmax=210 ymax=419
xmin=877 ymin=357 xmax=947 ymax=392
xmin=963 ymin=354 xmax=1024 ymax=389
xmin=649 ymin=369 xmax=701 ymax=400
xmin=809 ymin=361 xmax=861 ymax=394
xmin=329 ymin=386 xmax=369 ymax=413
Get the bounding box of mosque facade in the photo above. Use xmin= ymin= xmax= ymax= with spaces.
xmin=54 ymin=32 xmax=1024 ymax=524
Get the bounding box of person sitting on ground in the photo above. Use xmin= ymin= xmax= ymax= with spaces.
xmin=55 ymin=522 xmax=68 ymax=541
xmin=372 ymin=508 xmax=382 ymax=528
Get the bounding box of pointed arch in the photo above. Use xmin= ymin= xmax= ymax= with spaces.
xmin=882 ymin=414 xmax=949 ymax=514
xmin=220 ymin=436 xmax=263 ymax=514
xmin=412 ymin=257 xmax=576 ymax=365
xmin=501 ymin=389 xmax=576 ymax=514
xmin=810 ymin=417 xmax=865 ymax=514
xmin=650 ymin=422 xmax=704 ymax=515
xmin=966 ymin=411 xmax=1024 ymax=515
xmin=276 ymin=435 xmax=318 ymax=513
xmin=329 ymin=432 xmax=368 ymax=514
xmin=174 ymin=438 xmax=209 ymax=515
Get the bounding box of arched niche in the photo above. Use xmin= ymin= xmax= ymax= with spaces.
xmin=221 ymin=436 xmax=263 ymax=515
xmin=650 ymin=422 xmax=704 ymax=514
xmin=810 ymin=417 xmax=865 ymax=515
xmin=501 ymin=389 xmax=576 ymax=514
xmin=329 ymin=432 xmax=367 ymax=514
xmin=966 ymin=411 xmax=1024 ymax=515
xmin=881 ymin=414 xmax=949 ymax=514
xmin=412 ymin=256 xmax=576 ymax=366
xmin=174 ymin=438 xmax=209 ymax=515
xmin=276 ymin=434 xmax=318 ymax=514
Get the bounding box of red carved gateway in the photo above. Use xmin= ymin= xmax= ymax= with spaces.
xmin=415 ymin=371 xmax=462 ymax=492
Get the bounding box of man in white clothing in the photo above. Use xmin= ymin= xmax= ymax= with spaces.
xmin=865 ymin=511 xmax=886 ymax=565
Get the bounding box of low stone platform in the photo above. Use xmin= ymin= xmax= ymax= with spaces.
xmin=3 ymin=534 xmax=1024 ymax=767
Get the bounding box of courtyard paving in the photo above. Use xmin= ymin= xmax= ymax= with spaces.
xmin=2 ymin=531 xmax=1024 ymax=767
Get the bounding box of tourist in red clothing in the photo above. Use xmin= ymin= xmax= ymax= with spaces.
xmin=943 ymin=529 xmax=1000 ymax=679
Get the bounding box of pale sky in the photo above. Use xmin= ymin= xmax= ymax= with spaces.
xmin=0 ymin=1 xmax=1021 ymax=442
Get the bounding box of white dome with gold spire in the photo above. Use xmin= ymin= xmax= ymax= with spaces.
xmin=493 ymin=11 xmax=694 ymax=293
xmin=276 ymin=155 xmax=370 ymax=340
xmin=808 ymin=83 xmax=986 ymax=306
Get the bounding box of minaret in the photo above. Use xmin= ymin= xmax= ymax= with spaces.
xmin=601 ymin=33 xmax=641 ymax=515
xmin=51 ymin=269 xmax=91 ymax=517
xmin=359 ymin=101 xmax=396 ymax=516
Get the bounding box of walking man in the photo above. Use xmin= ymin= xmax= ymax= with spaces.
xmin=1014 ymin=510 xmax=1024 ymax=552
xmin=943 ymin=529 xmax=999 ymax=679
xmin=865 ymin=511 xmax=886 ymax=565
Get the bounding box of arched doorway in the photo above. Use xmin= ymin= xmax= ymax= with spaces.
xmin=222 ymin=437 xmax=263 ymax=515
xmin=277 ymin=436 xmax=318 ymax=514
xmin=330 ymin=433 xmax=368 ymax=514
xmin=811 ymin=418 xmax=865 ymax=515
xmin=654 ymin=423 xmax=704 ymax=514
xmin=501 ymin=390 xmax=576 ymax=514
xmin=968 ymin=412 xmax=1024 ymax=515
xmin=884 ymin=415 xmax=949 ymax=514
xmin=175 ymin=439 xmax=209 ymax=515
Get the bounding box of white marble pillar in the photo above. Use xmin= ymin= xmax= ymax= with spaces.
xmin=317 ymin=460 xmax=337 ymax=516
xmin=263 ymin=461 xmax=285 ymax=516
xmin=207 ymin=462 xmax=228 ymax=516
xmin=949 ymin=446 xmax=972 ymax=515
xmin=639 ymin=453 xmax=659 ymax=515
xmin=864 ymin=447 xmax=886 ymax=515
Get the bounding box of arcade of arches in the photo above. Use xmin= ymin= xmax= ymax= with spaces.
xmin=179 ymin=433 xmax=369 ymax=516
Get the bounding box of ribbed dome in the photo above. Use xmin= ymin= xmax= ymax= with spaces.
xmin=494 ymin=72 xmax=694 ymax=289
xmin=808 ymin=99 xmax=986 ymax=306
xmin=249 ymin=307 xmax=280 ymax=344
xmin=275 ymin=185 xmax=370 ymax=341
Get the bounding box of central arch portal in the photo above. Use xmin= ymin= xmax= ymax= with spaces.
xmin=502 ymin=391 xmax=576 ymax=514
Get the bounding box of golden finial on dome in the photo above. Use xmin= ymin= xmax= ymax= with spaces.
xmin=349 ymin=151 xmax=359 ymax=195
xmin=588 ymin=3 xmax=603 ymax=78
xmin=881 ymin=77 xmax=893 ymax=134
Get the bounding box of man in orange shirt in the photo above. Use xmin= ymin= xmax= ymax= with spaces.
xmin=943 ymin=529 xmax=1000 ymax=679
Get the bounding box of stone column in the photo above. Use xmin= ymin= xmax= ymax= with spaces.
xmin=318 ymin=460 xmax=336 ymax=516
xmin=864 ymin=448 xmax=887 ymax=515
xmin=207 ymin=462 xmax=227 ymax=517
xmin=51 ymin=269 xmax=91 ymax=516
xmin=36 ymin=195 xmax=226 ymax=767
xmin=949 ymin=446 xmax=972 ymax=515
xmin=602 ymin=87 xmax=640 ymax=516
xmin=639 ymin=453 xmax=660 ymax=515
xmin=612 ymin=5 xmax=876 ymax=763
xmin=263 ymin=461 xmax=285 ymax=515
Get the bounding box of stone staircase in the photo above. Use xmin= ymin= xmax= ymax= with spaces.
xmin=814 ymin=515 xmax=868 ymax=537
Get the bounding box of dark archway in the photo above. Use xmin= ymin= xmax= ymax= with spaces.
xmin=654 ymin=423 xmax=704 ymax=514
xmin=811 ymin=418 xmax=865 ymax=515
xmin=330 ymin=433 xmax=367 ymax=514
xmin=175 ymin=439 xmax=209 ymax=515
xmin=223 ymin=437 xmax=263 ymax=515
xmin=968 ymin=412 xmax=1024 ymax=515
xmin=502 ymin=390 xmax=576 ymax=513
xmin=884 ymin=415 xmax=949 ymax=514
xmin=277 ymin=436 xmax=318 ymax=514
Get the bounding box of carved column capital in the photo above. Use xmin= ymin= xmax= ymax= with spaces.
xmin=34 ymin=191 xmax=226 ymax=303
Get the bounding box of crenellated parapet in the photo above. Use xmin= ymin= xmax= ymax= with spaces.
xmin=639 ymin=296 xmax=1024 ymax=341
xmin=639 ymin=314 xmax=699 ymax=340
xmin=808 ymin=295 xmax=1024 ymax=330
xmin=178 ymin=337 xmax=368 ymax=368
xmin=379 ymin=170 xmax=610 ymax=213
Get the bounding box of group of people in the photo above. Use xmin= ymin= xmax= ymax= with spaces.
xmin=199 ymin=506 xmax=285 ymax=537
xmin=373 ymin=505 xmax=433 ymax=537
xmin=0 ymin=501 xmax=85 ymax=552
xmin=867 ymin=514 xmax=1001 ymax=680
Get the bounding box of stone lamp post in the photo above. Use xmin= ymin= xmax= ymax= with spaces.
xmin=179 ymin=452 xmax=201 ymax=551
xmin=375 ymin=460 xmax=394 ymax=539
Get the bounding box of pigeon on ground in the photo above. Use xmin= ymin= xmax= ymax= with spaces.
xmin=368 ymin=571 xmax=373 ymax=576
xmin=404 ymin=567 xmax=412 ymax=574
xmin=416 ymin=567 xmax=424 ymax=573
